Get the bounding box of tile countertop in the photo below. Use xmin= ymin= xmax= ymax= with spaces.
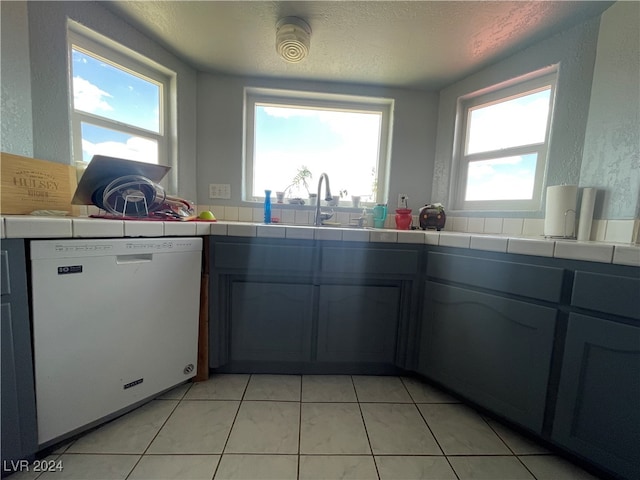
xmin=1 ymin=216 xmax=639 ymax=267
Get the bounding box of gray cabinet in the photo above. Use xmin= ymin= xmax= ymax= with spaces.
xmin=209 ymin=237 xmax=422 ymax=373
xmin=230 ymin=281 xmax=313 ymax=364
xmin=317 ymin=285 xmax=399 ymax=363
xmin=1 ymin=239 xmax=37 ymax=465
xmin=419 ymin=281 xmax=556 ymax=433
xmin=553 ymin=315 xmax=640 ymax=479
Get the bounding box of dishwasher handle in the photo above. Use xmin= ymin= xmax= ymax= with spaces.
xmin=116 ymin=254 xmax=153 ymax=264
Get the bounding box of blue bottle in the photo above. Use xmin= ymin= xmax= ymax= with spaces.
xmin=264 ymin=190 xmax=272 ymax=224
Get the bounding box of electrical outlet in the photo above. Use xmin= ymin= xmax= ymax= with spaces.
xmin=209 ymin=183 xmax=231 ymax=199
xmin=398 ymin=193 xmax=408 ymax=208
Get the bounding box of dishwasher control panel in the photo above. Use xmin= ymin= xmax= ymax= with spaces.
xmin=31 ymin=237 xmax=202 ymax=259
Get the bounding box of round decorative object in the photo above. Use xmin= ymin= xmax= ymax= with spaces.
xmin=276 ymin=17 xmax=311 ymax=63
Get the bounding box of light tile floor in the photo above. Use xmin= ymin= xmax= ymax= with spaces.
xmin=11 ymin=375 xmax=604 ymax=480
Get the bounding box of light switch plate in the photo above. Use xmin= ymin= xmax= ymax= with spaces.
xmin=398 ymin=193 xmax=408 ymax=209
xmin=209 ymin=183 xmax=231 ymax=199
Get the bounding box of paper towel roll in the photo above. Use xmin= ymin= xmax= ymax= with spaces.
xmin=577 ymin=187 xmax=597 ymax=241
xmin=544 ymin=185 xmax=577 ymax=237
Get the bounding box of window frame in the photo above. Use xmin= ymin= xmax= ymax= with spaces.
xmin=243 ymin=87 xmax=394 ymax=204
xmin=67 ymin=24 xmax=177 ymax=192
xmin=452 ymin=68 xmax=558 ymax=212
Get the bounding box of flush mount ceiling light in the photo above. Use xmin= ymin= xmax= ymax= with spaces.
xmin=276 ymin=16 xmax=311 ymax=63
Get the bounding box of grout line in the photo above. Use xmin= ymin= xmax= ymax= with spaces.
xmin=298 ymin=376 xmax=303 ymax=480
xmin=211 ymin=374 xmax=252 ymax=479
xmin=414 ymin=400 xmax=460 ymax=480
xmin=351 ymin=375 xmax=381 ymax=480
xmin=123 ymin=398 xmax=182 ymax=480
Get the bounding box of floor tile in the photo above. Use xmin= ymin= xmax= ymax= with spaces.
xmin=243 ymin=374 xmax=301 ymax=401
xmin=352 ymin=375 xmax=413 ymax=403
xmin=375 ymin=456 xmax=457 ymax=480
xmin=302 ymin=375 xmax=357 ymax=402
xmin=214 ymin=454 xmax=298 ymax=480
xmin=448 ymin=456 xmax=535 ymax=479
xmin=128 ymin=455 xmax=219 ymax=480
xmin=147 ymin=400 xmax=239 ymax=454
xmin=37 ymin=454 xmax=139 ymax=480
xmin=485 ymin=418 xmax=549 ymax=454
xmin=300 ymin=403 xmax=370 ymax=454
xmin=225 ymin=401 xmax=300 ymax=454
xmin=519 ymin=455 xmax=603 ymax=480
xmin=361 ymin=403 xmax=441 ymax=454
xmin=155 ymin=382 xmax=192 ymax=400
xmin=299 ymin=455 xmax=378 ymax=480
xmin=418 ymin=403 xmax=510 ymax=455
xmin=401 ymin=377 xmax=459 ymax=403
xmin=67 ymin=400 xmax=177 ymax=454
xmin=185 ymin=374 xmax=250 ymax=400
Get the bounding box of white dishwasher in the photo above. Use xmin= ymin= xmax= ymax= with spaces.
xmin=30 ymin=237 xmax=202 ymax=446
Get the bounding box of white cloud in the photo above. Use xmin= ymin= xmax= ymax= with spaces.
xmin=73 ymin=76 xmax=114 ymax=113
xmin=82 ymin=136 xmax=157 ymax=164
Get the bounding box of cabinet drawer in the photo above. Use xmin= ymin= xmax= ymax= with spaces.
xmin=321 ymin=246 xmax=419 ymax=275
xmin=427 ymin=252 xmax=564 ymax=302
xmin=571 ymin=271 xmax=640 ymax=320
xmin=213 ymin=241 xmax=315 ymax=273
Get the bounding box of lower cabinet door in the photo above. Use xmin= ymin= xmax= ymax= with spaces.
xmin=419 ymin=282 xmax=556 ymax=433
xmin=553 ymin=313 xmax=640 ymax=479
xmin=317 ymin=285 xmax=399 ymax=363
xmin=230 ymin=281 xmax=313 ymax=362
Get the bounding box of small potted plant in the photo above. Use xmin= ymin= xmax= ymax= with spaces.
xmin=283 ymin=166 xmax=313 ymax=204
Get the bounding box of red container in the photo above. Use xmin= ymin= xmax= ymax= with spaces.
xmin=395 ymin=208 xmax=412 ymax=230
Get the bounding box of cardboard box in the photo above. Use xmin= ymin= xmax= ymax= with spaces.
xmin=1 ymin=152 xmax=78 ymax=215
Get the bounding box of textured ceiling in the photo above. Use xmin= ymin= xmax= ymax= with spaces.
xmin=102 ymin=1 xmax=613 ymax=89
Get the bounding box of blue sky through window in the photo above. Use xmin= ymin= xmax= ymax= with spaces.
xmin=71 ymin=48 xmax=161 ymax=163
xmin=253 ymin=105 xmax=381 ymax=201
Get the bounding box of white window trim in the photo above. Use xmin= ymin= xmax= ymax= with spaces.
xmin=67 ymin=22 xmax=178 ymax=193
xmin=243 ymin=87 xmax=394 ymax=204
xmin=450 ymin=67 xmax=558 ymax=212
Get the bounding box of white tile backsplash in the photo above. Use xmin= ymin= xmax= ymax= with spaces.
xmin=452 ymin=217 xmax=468 ymax=232
xmin=467 ymin=217 xmax=485 ymax=233
xmin=522 ymin=218 xmax=544 ymax=237
xmin=604 ymin=220 xmax=636 ymax=243
xmin=295 ymin=210 xmax=311 ymax=225
xmin=281 ymin=209 xmax=296 ymax=225
xmin=591 ymin=219 xmax=607 ymax=242
xmin=210 ymin=205 xmax=225 ymax=221
xmin=238 ymin=207 xmax=253 ymax=222
xmin=224 ymin=206 xmax=239 ymax=221
xmin=502 ymin=218 xmax=523 ymax=236
xmin=483 ymin=218 xmax=503 ymax=234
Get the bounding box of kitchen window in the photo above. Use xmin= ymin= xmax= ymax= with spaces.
xmin=67 ymin=25 xmax=175 ymax=185
xmin=244 ymin=88 xmax=393 ymax=205
xmin=453 ymin=68 xmax=557 ymax=211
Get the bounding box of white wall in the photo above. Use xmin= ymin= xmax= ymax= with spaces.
xmin=196 ymin=74 xmax=439 ymax=209
xmin=23 ymin=1 xmax=199 ymax=200
xmin=431 ymin=15 xmax=601 ymax=218
xmin=1 ymin=1 xmax=33 ymax=157
xmin=580 ymin=1 xmax=640 ymax=220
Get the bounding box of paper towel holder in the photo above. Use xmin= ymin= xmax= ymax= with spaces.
xmin=545 ymin=208 xmax=576 ymax=239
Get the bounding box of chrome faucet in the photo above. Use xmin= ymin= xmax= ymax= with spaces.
xmin=314 ymin=172 xmax=333 ymax=226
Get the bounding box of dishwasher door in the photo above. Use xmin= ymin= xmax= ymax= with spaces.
xmin=30 ymin=237 xmax=202 ymax=446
